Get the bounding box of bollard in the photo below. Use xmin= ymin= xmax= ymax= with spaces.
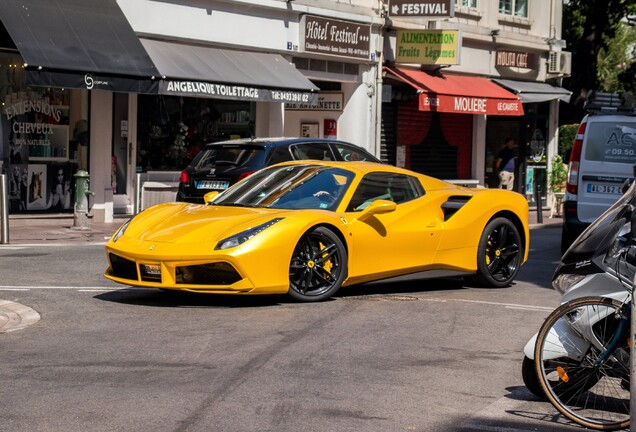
xmin=0 ymin=174 xmax=8 ymax=244
xmin=72 ymin=170 xmax=95 ymax=230
xmin=535 ymin=183 xmax=543 ymax=224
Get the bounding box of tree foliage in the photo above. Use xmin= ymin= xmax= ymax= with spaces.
xmin=563 ymin=0 xmax=636 ymax=105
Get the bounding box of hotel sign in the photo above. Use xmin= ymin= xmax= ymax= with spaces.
xmin=302 ymin=15 xmax=371 ymax=60
xmin=388 ymin=0 xmax=454 ymax=17
xmin=396 ymin=30 xmax=461 ymax=65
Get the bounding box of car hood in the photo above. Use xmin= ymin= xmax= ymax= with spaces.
xmin=124 ymin=203 xmax=286 ymax=244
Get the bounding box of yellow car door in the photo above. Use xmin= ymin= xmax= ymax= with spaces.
xmin=343 ymin=172 xmax=443 ymax=282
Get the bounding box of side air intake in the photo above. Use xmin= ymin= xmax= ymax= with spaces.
xmin=441 ymin=196 xmax=472 ymax=221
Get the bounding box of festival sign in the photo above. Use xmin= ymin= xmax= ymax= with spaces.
xmin=388 ymin=0 xmax=454 ymax=18
xmin=396 ymin=29 xmax=461 ymax=65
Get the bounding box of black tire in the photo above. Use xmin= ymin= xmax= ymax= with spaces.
xmin=522 ymin=355 xmax=547 ymax=400
xmin=534 ymin=297 xmax=630 ymax=431
xmin=288 ymin=227 xmax=347 ymax=302
xmin=475 ymin=217 xmax=522 ymax=287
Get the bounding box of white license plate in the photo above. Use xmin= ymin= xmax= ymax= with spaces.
xmin=196 ymin=180 xmax=229 ymax=190
xmin=141 ymin=264 xmax=161 ymax=276
xmin=587 ymin=183 xmax=622 ymax=194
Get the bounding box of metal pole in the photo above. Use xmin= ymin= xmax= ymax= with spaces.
xmin=535 ymin=183 xmax=543 ymax=224
xmin=629 ymin=276 xmax=636 ymax=425
xmin=0 ymin=174 xmax=9 ymax=244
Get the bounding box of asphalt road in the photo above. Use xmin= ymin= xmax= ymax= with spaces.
xmin=0 ymin=227 xmax=595 ymax=432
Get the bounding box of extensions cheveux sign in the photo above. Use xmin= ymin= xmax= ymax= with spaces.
xmin=302 ymin=15 xmax=371 ymax=60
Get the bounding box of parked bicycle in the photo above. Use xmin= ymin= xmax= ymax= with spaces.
xmin=526 ymin=183 xmax=636 ymax=430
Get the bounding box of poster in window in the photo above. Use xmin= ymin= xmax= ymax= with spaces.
xmin=26 ymin=164 xmax=48 ymax=211
xmin=301 ymin=123 xmax=319 ymax=138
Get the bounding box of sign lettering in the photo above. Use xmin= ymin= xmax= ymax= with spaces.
xmin=389 ymin=0 xmax=454 ymax=17
xmin=396 ymin=30 xmax=461 ymax=65
xmin=303 ymin=15 xmax=371 ymax=60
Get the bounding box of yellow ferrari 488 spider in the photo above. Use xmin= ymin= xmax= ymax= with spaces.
xmin=105 ymin=161 xmax=529 ymax=301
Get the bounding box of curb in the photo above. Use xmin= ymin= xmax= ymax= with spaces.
xmin=0 ymin=300 xmax=41 ymax=334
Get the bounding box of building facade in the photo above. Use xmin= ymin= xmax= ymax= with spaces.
xmin=381 ymin=0 xmax=570 ymax=207
xmin=0 ymin=0 xmax=568 ymax=220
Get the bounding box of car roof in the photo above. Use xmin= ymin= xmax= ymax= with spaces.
xmin=273 ymin=160 xmax=452 ymax=187
xmin=202 ymin=137 xmax=357 ymax=148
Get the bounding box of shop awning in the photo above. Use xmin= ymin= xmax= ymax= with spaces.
xmin=491 ymin=78 xmax=572 ymax=103
xmin=385 ymin=66 xmax=524 ymax=116
xmin=0 ymin=0 xmax=160 ymax=93
xmin=140 ymin=39 xmax=319 ymax=104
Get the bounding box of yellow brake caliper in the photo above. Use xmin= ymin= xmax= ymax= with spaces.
xmin=319 ymin=242 xmax=333 ymax=275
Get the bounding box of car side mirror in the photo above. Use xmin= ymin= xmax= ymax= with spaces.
xmin=203 ymin=191 xmax=219 ymax=204
xmin=358 ymin=199 xmax=396 ymax=221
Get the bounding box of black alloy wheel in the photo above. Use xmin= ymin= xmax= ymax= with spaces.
xmin=288 ymin=226 xmax=347 ymax=302
xmin=475 ymin=217 xmax=522 ymax=287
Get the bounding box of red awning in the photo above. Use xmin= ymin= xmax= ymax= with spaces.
xmin=385 ymin=66 xmax=524 ymax=116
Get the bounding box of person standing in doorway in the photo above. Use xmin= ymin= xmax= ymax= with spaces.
xmin=495 ymin=137 xmax=516 ymax=191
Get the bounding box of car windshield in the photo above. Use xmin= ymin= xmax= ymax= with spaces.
xmin=212 ymin=164 xmax=355 ymax=211
xmin=192 ymin=145 xmax=266 ymax=170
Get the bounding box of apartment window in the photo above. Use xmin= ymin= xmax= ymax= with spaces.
xmin=458 ymin=0 xmax=477 ymax=7
xmin=499 ymin=0 xmax=527 ymax=18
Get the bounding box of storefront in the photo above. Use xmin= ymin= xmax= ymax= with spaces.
xmin=383 ymin=66 xmax=524 ymax=181
xmin=489 ymin=77 xmax=571 ymax=206
xmin=1 ymin=0 xmax=350 ymax=221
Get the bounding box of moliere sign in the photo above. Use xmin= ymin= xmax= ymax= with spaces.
xmin=396 ymin=30 xmax=461 ymax=65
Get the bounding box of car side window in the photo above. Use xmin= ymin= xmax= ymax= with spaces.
xmin=346 ymin=172 xmax=423 ymax=212
xmin=291 ymin=143 xmax=336 ymax=161
xmin=332 ymin=143 xmax=373 ymax=162
xmin=266 ymin=146 xmax=293 ymax=165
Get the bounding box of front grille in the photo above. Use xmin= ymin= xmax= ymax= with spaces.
xmin=176 ymin=262 xmax=242 ymax=285
xmin=109 ymin=253 xmax=138 ymax=281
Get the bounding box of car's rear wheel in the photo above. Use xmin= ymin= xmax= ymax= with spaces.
xmin=288 ymin=227 xmax=347 ymax=302
xmin=475 ymin=217 xmax=522 ymax=287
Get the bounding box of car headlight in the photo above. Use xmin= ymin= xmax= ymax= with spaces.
xmin=552 ymin=273 xmax=587 ymax=295
xmin=112 ymin=219 xmax=131 ymax=243
xmin=215 ymin=218 xmax=283 ymax=250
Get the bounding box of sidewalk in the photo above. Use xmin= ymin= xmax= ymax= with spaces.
xmin=2 ymin=214 xmax=128 ymax=245
xmin=0 ymin=208 xmax=561 ymax=246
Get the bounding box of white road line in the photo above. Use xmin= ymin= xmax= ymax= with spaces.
xmin=454 ymin=298 xmax=554 ymax=311
xmin=0 ymin=288 xmax=30 ymax=291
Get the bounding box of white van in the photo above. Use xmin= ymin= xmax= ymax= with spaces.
xmin=562 ymin=94 xmax=636 ymax=253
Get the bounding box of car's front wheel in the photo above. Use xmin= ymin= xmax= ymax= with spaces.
xmin=288 ymin=227 xmax=347 ymax=302
xmin=475 ymin=217 xmax=522 ymax=287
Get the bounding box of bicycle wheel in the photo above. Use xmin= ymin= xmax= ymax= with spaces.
xmin=534 ymin=296 xmax=630 ymax=431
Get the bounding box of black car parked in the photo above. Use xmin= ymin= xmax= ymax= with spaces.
xmin=177 ymin=137 xmax=381 ymax=203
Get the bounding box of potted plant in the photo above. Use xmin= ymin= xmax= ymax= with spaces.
xmin=549 ymin=155 xmax=568 ymax=193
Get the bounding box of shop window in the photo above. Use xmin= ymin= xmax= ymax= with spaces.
xmin=498 ymin=0 xmax=527 ymax=17
xmin=136 ymin=95 xmax=255 ymax=172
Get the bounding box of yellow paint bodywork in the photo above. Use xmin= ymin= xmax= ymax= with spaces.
xmin=104 ymin=161 xmax=529 ymax=295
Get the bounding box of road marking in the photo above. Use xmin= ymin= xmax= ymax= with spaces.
xmin=442 ymin=298 xmax=553 ymax=312
xmin=0 ymin=242 xmax=107 ymax=248
xmin=0 ymin=288 xmax=30 ymax=291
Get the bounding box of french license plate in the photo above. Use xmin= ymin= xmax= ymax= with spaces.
xmin=196 ymin=180 xmax=229 ymax=190
xmin=141 ymin=264 xmax=161 ymax=276
xmin=587 ymin=183 xmax=622 ymax=194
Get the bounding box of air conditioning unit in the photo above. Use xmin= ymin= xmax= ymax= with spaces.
xmin=548 ymin=51 xmax=572 ymax=75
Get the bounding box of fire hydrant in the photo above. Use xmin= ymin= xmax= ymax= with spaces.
xmin=73 ymin=170 xmax=94 ymax=230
